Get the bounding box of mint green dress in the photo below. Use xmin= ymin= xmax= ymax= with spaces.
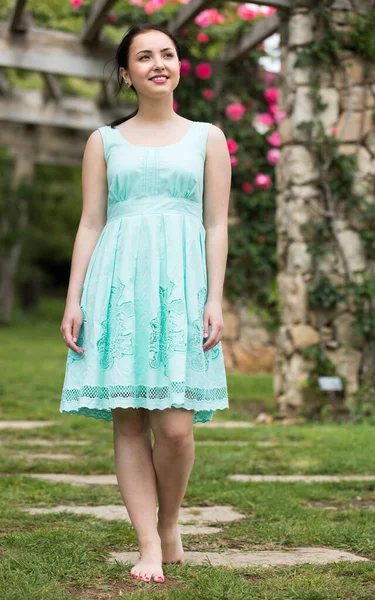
xmin=60 ymin=121 xmax=229 ymax=424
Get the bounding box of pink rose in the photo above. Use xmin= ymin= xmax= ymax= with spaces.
xmin=264 ymin=87 xmax=278 ymax=104
xmin=195 ymin=8 xmax=219 ymax=27
xmin=274 ymin=110 xmax=287 ymax=124
xmin=226 ymin=102 xmax=246 ymax=121
xmin=144 ymin=1 xmax=155 ymax=14
xmin=265 ymin=71 xmax=277 ymax=85
xmin=180 ymin=59 xmax=191 ymax=76
xmin=237 ymin=5 xmax=257 ymax=20
xmin=266 ymin=149 xmax=280 ymax=165
xmin=268 ymin=103 xmax=278 ymax=116
xmin=214 ymin=13 xmax=225 ymax=23
xmin=197 ymin=32 xmax=209 ymax=43
xmin=71 ymin=0 xmax=84 ymax=7
xmin=230 ymin=155 xmax=238 ymax=167
xmin=202 ymin=89 xmax=214 ymax=100
xmin=257 ymin=113 xmax=274 ymax=126
xmin=255 ymin=173 xmax=272 ymax=189
xmin=227 ymin=139 xmax=238 ymax=154
xmin=259 ymin=6 xmax=277 ymax=16
xmin=196 ymin=62 xmax=212 ymax=79
xmin=242 ymin=181 xmax=253 ymax=194
xmin=266 ymin=131 xmax=281 ymax=147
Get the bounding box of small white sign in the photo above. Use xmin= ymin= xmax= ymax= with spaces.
xmin=317 ymin=376 xmax=343 ymax=392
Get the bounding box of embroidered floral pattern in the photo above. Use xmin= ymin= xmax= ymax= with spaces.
xmin=97 ymin=275 xmax=135 ymax=370
xmin=149 ymin=280 xmax=186 ymax=377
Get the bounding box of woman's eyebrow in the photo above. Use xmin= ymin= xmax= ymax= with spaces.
xmin=136 ymin=47 xmax=173 ymax=55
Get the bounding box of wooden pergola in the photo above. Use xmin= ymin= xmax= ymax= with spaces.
xmin=0 ymin=0 xmax=291 ymax=164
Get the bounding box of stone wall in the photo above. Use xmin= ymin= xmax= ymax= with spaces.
xmin=222 ymin=297 xmax=276 ymax=373
xmin=274 ymin=2 xmax=374 ymax=415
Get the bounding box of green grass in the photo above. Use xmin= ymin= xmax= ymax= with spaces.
xmin=1 ymin=296 xmax=375 ymax=599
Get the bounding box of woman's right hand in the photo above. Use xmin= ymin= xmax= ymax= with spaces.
xmin=60 ymin=303 xmax=84 ymax=355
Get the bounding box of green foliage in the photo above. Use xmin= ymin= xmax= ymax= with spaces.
xmin=292 ymin=5 xmax=374 ymax=420
xmin=0 ymin=148 xmax=33 ymax=256
xmin=347 ymin=11 xmax=375 ymax=61
xmin=344 ymin=278 xmax=375 ymax=340
xmin=307 ymin=276 xmax=344 ymax=311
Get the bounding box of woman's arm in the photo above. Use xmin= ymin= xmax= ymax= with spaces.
xmin=202 ymin=124 xmax=231 ymax=351
xmin=61 ymin=129 xmax=107 ymax=352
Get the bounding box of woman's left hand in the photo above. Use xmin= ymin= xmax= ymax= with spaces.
xmin=202 ymin=300 xmax=224 ymax=352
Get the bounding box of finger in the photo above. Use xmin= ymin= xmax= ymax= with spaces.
xmin=62 ymin=329 xmax=84 ymax=355
xmin=203 ymin=315 xmax=209 ymax=341
xmin=203 ymin=325 xmax=222 ymax=351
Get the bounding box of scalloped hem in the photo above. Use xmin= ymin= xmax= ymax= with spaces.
xmin=59 ymin=403 xmax=229 ymax=424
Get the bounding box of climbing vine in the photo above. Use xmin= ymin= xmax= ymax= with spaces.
xmin=294 ymin=4 xmax=375 ymax=420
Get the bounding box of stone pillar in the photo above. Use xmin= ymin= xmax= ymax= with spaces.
xmin=274 ymin=2 xmax=374 ymax=416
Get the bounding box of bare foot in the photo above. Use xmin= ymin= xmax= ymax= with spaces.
xmin=130 ymin=539 xmax=165 ymax=583
xmin=157 ymin=521 xmax=185 ymax=564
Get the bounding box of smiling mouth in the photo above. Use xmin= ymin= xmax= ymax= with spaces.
xmin=150 ymin=76 xmax=169 ymax=80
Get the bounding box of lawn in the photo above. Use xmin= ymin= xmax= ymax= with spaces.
xmin=0 ymin=297 xmax=374 ymax=599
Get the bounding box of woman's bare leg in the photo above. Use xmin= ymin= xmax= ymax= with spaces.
xmin=112 ymin=407 xmax=164 ymax=582
xmin=149 ymin=407 xmax=195 ymax=563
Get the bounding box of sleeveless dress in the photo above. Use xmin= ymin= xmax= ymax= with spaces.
xmin=59 ymin=121 xmax=229 ymax=424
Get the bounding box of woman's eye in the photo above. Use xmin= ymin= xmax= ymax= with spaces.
xmin=140 ymin=53 xmax=174 ymax=60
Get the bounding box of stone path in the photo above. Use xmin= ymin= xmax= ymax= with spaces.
xmin=2 ymin=439 xmax=90 ymax=447
xmin=22 ymin=472 xmax=375 ymax=486
xmin=196 ymin=441 xmax=292 ymax=447
xmin=229 ymin=474 xmax=375 ymax=483
xmin=109 ymin=547 xmax=368 ymax=568
xmin=195 ymin=441 xmax=250 ymax=446
xmin=0 ymin=421 xmax=56 ymax=430
xmin=22 ymin=473 xmax=118 ymax=485
xmin=22 ymin=504 xmax=244 ymax=535
xmin=195 ymin=421 xmax=255 ymax=428
xmin=15 ymin=452 xmax=76 ymax=461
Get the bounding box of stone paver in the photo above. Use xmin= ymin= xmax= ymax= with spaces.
xmin=21 ymin=473 xmax=117 ymax=486
xmin=2 ymin=439 xmax=90 ymax=447
xmin=229 ymin=474 xmax=375 ymax=483
xmin=109 ymin=547 xmax=368 ymax=568
xmin=195 ymin=421 xmax=255 ymax=428
xmin=0 ymin=421 xmax=56 ymax=430
xmin=16 ymin=453 xmax=76 ymax=461
xmin=195 ymin=441 xmax=250 ymax=446
xmin=22 ymin=504 xmax=244 ymax=535
xmin=21 ymin=472 xmax=375 ymax=486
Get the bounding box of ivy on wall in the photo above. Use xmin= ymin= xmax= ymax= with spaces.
xmin=294 ymin=5 xmax=375 ymax=420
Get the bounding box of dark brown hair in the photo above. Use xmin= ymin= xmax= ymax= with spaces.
xmin=105 ymin=23 xmax=183 ymax=128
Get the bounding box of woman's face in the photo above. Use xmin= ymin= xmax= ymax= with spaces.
xmin=121 ymin=31 xmax=181 ymax=97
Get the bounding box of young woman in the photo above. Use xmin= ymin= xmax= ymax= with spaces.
xmin=60 ymin=22 xmax=231 ymax=584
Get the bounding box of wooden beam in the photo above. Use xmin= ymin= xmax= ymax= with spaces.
xmin=8 ymin=0 xmax=31 ymax=33
xmin=168 ymin=0 xmax=216 ymax=34
xmin=1 ymin=123 xmax=85 ymax=170
xmin=0 ymin=22 xmax=116 ymax=80
xmin=0 ymin=70 xmax=12 ymax=95
xmin=220 ymin=12 xmax=280 ymax=64
xmin=80 ymin=0 xmax=118 ymax=43
xmin=236 ymin=0 xmax=290 ymax=7
xmin=0 ymin=87 xmax=134 ymax=132
xmin=42 ymin=73 xmax=63 ymax=102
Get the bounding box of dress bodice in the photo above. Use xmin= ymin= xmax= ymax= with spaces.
xmin=98 ymin=121 xmax=212 ymax=223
